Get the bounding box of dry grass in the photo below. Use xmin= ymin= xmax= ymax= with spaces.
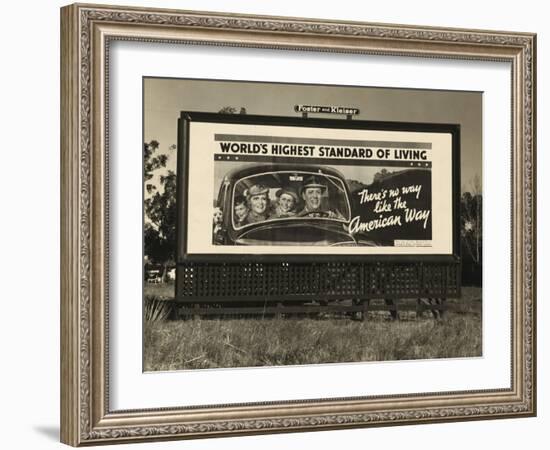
xmin=144 ymin=281 xmax=175 ymax=299
xmin=143 ymin=284 xmax=482 ymax=371
xmin=144 ymin=312 xmax=481 ymax=371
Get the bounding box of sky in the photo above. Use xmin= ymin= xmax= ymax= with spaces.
xmin=144 ymin=77 xmax=482 ymax=194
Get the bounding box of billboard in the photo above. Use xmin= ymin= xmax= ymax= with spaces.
xmin=178 ymin=113 xmax=459 ymax=260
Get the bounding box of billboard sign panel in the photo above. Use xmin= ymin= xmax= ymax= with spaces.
xmin=178 ymin=113 xmax=459 ymax=261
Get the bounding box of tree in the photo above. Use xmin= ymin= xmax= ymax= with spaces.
xmin=144 ymin=140 xmax=167 ymax=194
xmin=460 ymin=175 xmax=482 ymax=285
xmin=218 ymin=106 xmax=237 ymax=114
xmin=145 ymin=171 xmax=177 ymax=252
xmin=143 ymin=140 xmax=176 ymax=274
xmin=373 ymin=168 xmax=390 ymax=182
xmin=144 ymin=222 xmax=171 ymax=265
xmin=218 ymin=106 xmax=247 ymax=114
xmin=460 ymin=176 xmax=482 ymax=264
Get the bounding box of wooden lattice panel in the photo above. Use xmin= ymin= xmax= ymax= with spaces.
xmin=176 ymin=261 xmax=461 ymax=303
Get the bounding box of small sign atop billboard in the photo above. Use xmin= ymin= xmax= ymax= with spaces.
xmin=294 ymin=104 xmax=360 ymax=115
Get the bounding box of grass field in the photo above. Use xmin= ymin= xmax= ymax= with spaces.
xmin=143 ymin=283 xmax=481 ymax=371
xmin=144 ymin=282 xmax=175 ymax=299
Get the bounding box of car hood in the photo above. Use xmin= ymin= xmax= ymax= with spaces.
xmin=233 ymin=220 xmax=357 ymax=246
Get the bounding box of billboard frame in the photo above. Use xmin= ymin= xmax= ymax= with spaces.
xmin=177 ymin=111 xmax=461 ymax=264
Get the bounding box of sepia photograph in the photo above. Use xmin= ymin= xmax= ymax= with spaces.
xmin=143 ymin=77 xmax=481 ymax=372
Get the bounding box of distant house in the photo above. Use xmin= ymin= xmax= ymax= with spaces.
xmin=144 ymin=263 xmax=162 ymax=283
xmin=166 ymin=268 xmax=176 ymax=281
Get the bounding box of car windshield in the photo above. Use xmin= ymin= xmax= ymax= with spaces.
xmin=232 ymin=170 xmax=351 ymax=229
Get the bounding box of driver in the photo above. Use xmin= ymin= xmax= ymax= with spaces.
xmin=299 ymin=176 xmax=342 ymax=218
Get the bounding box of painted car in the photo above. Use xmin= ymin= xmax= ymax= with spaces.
xmin=214 ymin=163 xmax=371 ymax=247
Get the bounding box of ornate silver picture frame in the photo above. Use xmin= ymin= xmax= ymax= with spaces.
xmin=60 ymin=3 xmax=536 ymax=446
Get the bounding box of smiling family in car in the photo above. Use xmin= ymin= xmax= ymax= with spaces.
xmin=211 ymin=164 xmax=356 ymax=246
xmin=230 ymin=175 xmax=344 ymax=229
